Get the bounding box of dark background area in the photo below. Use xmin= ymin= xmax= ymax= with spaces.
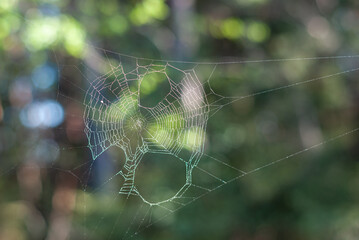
xmin=0 ymin=0 xmax=359 ymax=239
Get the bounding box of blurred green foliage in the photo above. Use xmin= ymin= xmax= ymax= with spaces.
xmin=1 ymin=0 xmax=359 ymax=240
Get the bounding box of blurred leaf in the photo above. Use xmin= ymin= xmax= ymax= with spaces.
xmin=247 ymin=21 xmax=270 ymax=43
xmin=221 ymin=18 xmax=244 ymax=40
xmin=130 ymin=0 xmax=169 ymax=25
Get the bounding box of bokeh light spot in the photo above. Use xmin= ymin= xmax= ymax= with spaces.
xmin=31 ymin=64 xmax=57 ymax=90
xmin=20 ymin=100 xmax=64 ymax=128
xmin=221 ymin=18 xmax=244 ymax=40
xmin=247 ymin=21 xmax=270 ymax=43
xmin=107 ymin=15 xmax=128 ymax=35
xmin=61 ymin=16 xmax=86 ymax=57
xmin=23 ymin=16 xmax=60 ymax=51
xmin=130 ymin=0 xmax=169 ymax=25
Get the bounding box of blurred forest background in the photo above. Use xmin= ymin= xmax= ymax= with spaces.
xmin=1 ymin=0 xmax=359 ymax=239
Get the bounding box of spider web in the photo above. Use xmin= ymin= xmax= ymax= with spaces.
xmin=84 ymin=57 xmax=213 ymax=203
xmin=55 ymin=45 xmax=359 ymax=239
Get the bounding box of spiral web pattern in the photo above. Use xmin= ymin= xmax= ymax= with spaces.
xmin=82 ymin=57 xmax=224 ymax=205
